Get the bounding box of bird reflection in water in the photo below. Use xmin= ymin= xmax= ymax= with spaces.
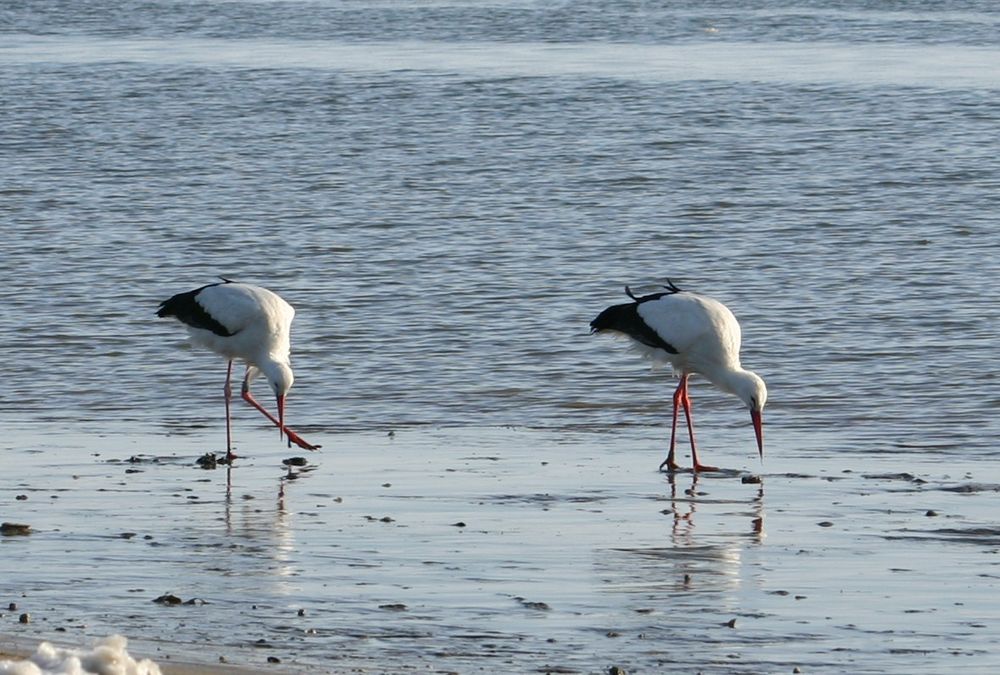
xmin=218 ymin=460 xmax=317 ymax=587
xmin=662 ymin=471 xmax=766 ymax=545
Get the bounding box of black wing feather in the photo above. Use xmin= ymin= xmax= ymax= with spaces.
xmin=156 ymin=281 xmax=235 ymax=337
xmin=589 ymin=283 xmax=683 ymax=354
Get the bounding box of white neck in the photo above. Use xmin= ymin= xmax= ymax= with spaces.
xmin=707 ymin=366 xmax=767 ymax=410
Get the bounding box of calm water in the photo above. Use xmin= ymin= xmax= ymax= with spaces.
xmin=2 ymin=0 xmax=1000 ymax=671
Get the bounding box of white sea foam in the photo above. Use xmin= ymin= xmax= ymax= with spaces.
xmin=0 ymin=635 xmax=161 ymax=675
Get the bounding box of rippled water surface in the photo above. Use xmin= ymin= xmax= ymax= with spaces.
xmin=2 ymin=0 xmax=1000 ymax=672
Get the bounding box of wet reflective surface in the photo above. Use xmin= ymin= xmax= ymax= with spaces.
xmin=4 ymin=426 xmax=1000 ymax=672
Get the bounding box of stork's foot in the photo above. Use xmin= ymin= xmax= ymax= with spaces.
xmin=692 ymin=462 xmax=720 ymax=473
xmin=658 ymin=456 xmax=680 ymax=472
xmin=284 ymin=429 xmax=321 ymax=451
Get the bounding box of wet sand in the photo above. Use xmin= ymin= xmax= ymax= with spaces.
xmin=2 ymin=423 xmax=999 ymax=673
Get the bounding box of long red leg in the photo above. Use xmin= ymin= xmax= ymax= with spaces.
xmin=240 ymin=383 xmax=320 ymax=451
xmin=659 ymin=377 xmax=685 ymax=471
xmin=681 ymin=377 xmax=718 ymax=472
xmin=224 ymin=360 xmax=236 ymax=461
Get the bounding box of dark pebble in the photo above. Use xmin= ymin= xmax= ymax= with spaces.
xmin=15 ymin=495 xmax=28 ymax=501
xmin=609 ymin=667 xmax=627 ymax=675
xmin=282 ymin=457 xmax=308 ymax=467
xmin=926 ymin=510 xmax=939 ymax=517
xmin=741 ymin=475 xmax=762 ymax=484
xmin=267 ymin=656 xmax=281 ymax=664
xmin=452 ymin=521 xmax=467 ymax=528
xmin=1 ymin=523 xmax=31 ymax=536
xmin=379 ymin=603 xmax=407 ymax=612
xmin=19 ymin=613 xmax=30 ymax=624
xmin=195 ymin=453 xmax=218 ymax=470
xmin=817 ymin=521 xmax=834 ymax=528
xmin=8 ymin=602 xmax=17 ymax=611
xmin=120 ymin=532 xmax=137 ymax=539
xmin=153 ymin=594 xmax=183 ymax=605
xmin=297 ymin=609 xmax=305 ymax=617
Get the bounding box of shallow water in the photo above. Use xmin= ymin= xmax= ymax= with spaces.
xmin=2 ymin=0 xmax=1000 ymax=671
xmin=4 ymin=425 xmax=1000 ymax=673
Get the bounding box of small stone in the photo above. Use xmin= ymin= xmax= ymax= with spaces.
xmin=817 ymin=521 xmax=834 ymax=528
xmin=266 ymin=656 xmax=281 ymax=664
xmin=379 ymin=603 xmax=407 ymax=612
xmin=195 ymin=453 xmax=218 ymax=470
xmin=379 ymin=516 xmax=394 ymax=523
xmin=297 ymin=608 xmax=305 ymax=617
xmin=926 ymin=510 xmax=939 ymax=517
xmin=609 ymin=667 xmax=627 ymax=675
xmin=120 ymin=532 xmax=137 ymax=539
xmin=1 ymin=523 xmax=31 ymax=536
xmin=282 ymin=457 xmax=308 ymax=467
xmin=381 ymin=483 xmax=392 ymax=488
xmin=452 ymin=521 xmax=467 ymax=528
xmin=8 ymin=602 xmax=16 ymax=611
xmin=19 ymin=613 xmax=30 ymax=624
xmin=741 ymin=475 xmax=762 ymax=484
xmin=153 ymin=594 xmax=183 ymax=605
xmin=15 ymin=495 xmax=28 ymax=501
xmin=793 ymin=668 xmax=802 ymax=674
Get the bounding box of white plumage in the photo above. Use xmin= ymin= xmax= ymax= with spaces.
xmin=157 ymin=279 xmax=319 ymax=459
xmin=591 ymin=282 xmax=766 ymax=472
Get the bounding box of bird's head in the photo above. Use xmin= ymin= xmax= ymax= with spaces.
xmin=732 ymin=371 xmax=767 ymax=460
xmin=263 ymin=361 xmax=295 ymax=442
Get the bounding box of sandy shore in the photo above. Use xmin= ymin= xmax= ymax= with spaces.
xmin=0 ymin=635 xmax=266 ymax=674
xmin=3 ymin=425 xmax=1000 ymax=673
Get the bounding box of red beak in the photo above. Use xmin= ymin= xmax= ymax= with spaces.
xmin=277 ymin=394 xmax=286 ymax=443
xmin=750 ymin=409 xmax=763 ymax=460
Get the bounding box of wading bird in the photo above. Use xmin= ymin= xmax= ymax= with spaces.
xmin=157 ymin=278 xmax=320 ymax=459
xmin=590 ymin=281 xmax=766 ymax=472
